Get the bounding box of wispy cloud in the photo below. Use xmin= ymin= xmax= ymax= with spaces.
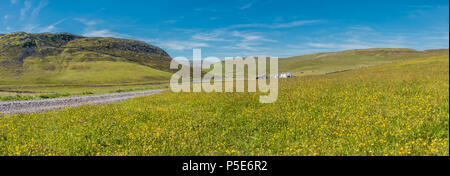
xmin=10 ymin=0 xmax=17 ymax=5
xmin=75 ymin=18 xmax=99 ymax=26
xmin=349 ymin=25 xmax=374 ymax=31
xmin=82 ymin=29 xmax=130 ymax=38
xmin=271 ymin=20 xmax=322 ymax=29
xmin=424 ymin=35 xmax=449 ymax=40
xmin=225 ymin=31 xmax=275 ymax=51
xmin=182 ymin=19 xmax=320 ymax=52
xmin=283 ymin=26 xmax=423 ymax=56
xmin=164 ymin=20 xmax=177 ymax=24
xmin=31 ymin=1 xmax=48 ymax=18
xmin=239 ymin=2 xmax=254 ymax=10
xmin=304 ymin=43 xmax=373 ymax=50
xmin=192 ymin=31 xmax=229 ymax=42
xmin=187 ymin=27 xmax=277 ymax=52
xmin=230 ymin=41 xmax=262 ymax=51
xmin=232 ymin=31 xmax=265 ymax=41
xmin=38 ymin=18 xmax=67 ymax=33
xmin=22 ymin=24 xmax=39 ymax=32
xmin=228 ymin=20 xmax=322 ymax=29
xmin=20 ymin=0 xmax=32 ymax=21
xmin=8 ymin=0 xmax=53 ymax=33
xmin=76 ymin=18 xmax=120 ymax=38
xmin=19 ymin=0 xmax=48 ymax=21
xmin=160 ymin=41 xmax=210 ymax=51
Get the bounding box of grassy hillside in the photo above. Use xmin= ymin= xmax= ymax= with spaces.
xmin=1 ymin=54 xmax=447 ymax=156
xmin=0 ymin=32 xmax=173 ymax=86
xmin=206 ymin=48 xmax=449 ymax=78
xmin=279 ymin=48 xmax=449 ymax=76
xmin=1 ymin=60 xmax=171 ymax=85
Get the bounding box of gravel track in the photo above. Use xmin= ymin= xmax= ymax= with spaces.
xmin=0 ymin=89 xmax=166 ymax=115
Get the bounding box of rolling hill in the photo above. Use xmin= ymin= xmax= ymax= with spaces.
xmin=279 ymin=48 xmax=449 ymax=76
xmin=0 ymin=32 xmax=173 ymax=85
xmin=207 ymin=48 xmax=449 ymax=78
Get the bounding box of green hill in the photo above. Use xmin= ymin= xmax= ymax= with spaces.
xmin=207 ymin=48 xmax=449 ymax=78
xmin=279 ymin=48 xmax=449 ymax=76
xmin=0 ymin=32 xmax=173 ymax=85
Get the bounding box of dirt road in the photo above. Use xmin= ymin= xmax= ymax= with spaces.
xmin=0 ymin=89 xmax=165 ymax=115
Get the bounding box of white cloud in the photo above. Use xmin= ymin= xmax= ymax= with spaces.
xmin=39 ymin=25 xmax=55 ymax=32
xmin=192 ymin=31 xmax=228 ymax=42
xmin=38 ymin=18 xmax=66 ymax=33
xmin=232 ymin=31 xmax=262 ymax=41
xmin=236 ymin=42 xmax=258 ymax=51
xmin=164 ymin=20 xmax=177 ymax=24
xmin=20 ymin=0 xmax=32 ymax=21
xmin=82 ymin=29 xmax=130 ymax=38
xmin=305 ymin=43 xmax=337 ymax=48
xmin=228 ymin=31 xmax=275 ymax=51
xmin=305 ymin=43 xmax=372 ymax=50
xmin=228 ymin=20 xmax=322 ymax=29
xmin=83 ymin=29 xmax=115 ymax=37
xmin=11 ymin=0 xmax=17 ymax=4
xmin=18 ymin=0 xmax=48 ymax=21
xmin=31 ymin=1 xmax=48 ymax=18
xmin=4 ymin=15 xmax=10 ymax=20
xmin=232 ymin=31 xmax=275 ymax=42
xmin=75 ymin=18 xmax=99 ymax=26
xmin=424 ymin=34 xmax=450 ymax=40
xmin=83 ymin=29 xmax=113 ymax=37
xmin=349 ymin=25 xmax=374 ymax=31
xmin=188 ymin=27 xmax=279 ymax=53
xmin=270 ymin=20 xmax=322 ymax=29
xmin=239 ymin=2 xmax=254 ymax=10
xmin=161 ymin=41 xmax=209 ymax=51
xmin=22 ymin=24 xmax=38 ymax=32
xmin=279 ymin=26 xmax=437 ymax=57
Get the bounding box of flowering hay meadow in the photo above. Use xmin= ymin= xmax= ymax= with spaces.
xmin=0 ymin=55 xmax=448 ymax=156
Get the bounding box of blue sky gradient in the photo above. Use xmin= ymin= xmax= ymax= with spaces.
xmin=1 ymin=0 xmax=448 ymax=58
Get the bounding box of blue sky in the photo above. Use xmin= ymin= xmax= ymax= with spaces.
xmin=0 ymin=0 xmax=449 ymax=58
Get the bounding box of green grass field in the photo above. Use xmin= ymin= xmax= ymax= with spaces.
xmin=1 ymin=54 xmax=447 ymax=156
